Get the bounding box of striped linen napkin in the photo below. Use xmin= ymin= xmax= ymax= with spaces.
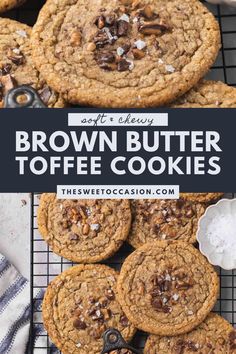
xmin=0 ymin=253 xmax=57 ymax=354
xmin=0 ymin=254 xmax=30 ymax=354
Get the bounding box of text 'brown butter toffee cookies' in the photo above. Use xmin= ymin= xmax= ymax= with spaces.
xmin=144 ymin=313 xmax=236 ymax=354
xmin=0 ymin=18 xmax=65 ymax=108
xmin=171 ymin=81 xmax=236 ymax=108
xmin=31 ymin=0 xmax=220 ymax=108
xmin=180 ymin=192 xmax=223 ymax=203
xmin=42 ymin=264 xmax=136 ymax=354
xmin=128 ymin=199 xmax=207 ymax=248
xmin=37 ymin=194 xmax=131 ymax=263
xmin=117 ymin=241 xmax=219 ymax=336
xmin=0 ymin=0 xmax=25 ymax=13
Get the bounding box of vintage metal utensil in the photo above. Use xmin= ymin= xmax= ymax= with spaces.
xmin=101 ymin=328 xmax=141 ymax=354
xmin=4 ymin=85 xmax=46 ymax=108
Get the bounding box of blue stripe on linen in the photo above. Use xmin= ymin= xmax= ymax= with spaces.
xmin=0 ymin=303 xmax=31 ymax=353
xmin=0 ymin=275 xmax=27 ymax=314
xmin=0 ymin=258 xmax=10 ymax=276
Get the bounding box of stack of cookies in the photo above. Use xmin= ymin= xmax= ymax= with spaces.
xmin=37 ymin=192 xmax=236 ymax=353
xmin=0 ymin=0 xmax=236 ymax=107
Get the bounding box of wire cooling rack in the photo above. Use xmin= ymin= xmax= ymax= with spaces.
xmin=30 ymin=193 xmax=236 ymax=354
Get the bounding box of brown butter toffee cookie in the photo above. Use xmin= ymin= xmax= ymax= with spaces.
xmin=180 ymin=193 xmax=223 ymax=203
xmin=42 ymin=264 xmax=136 ymax=354
xmin=128 ymin=199 xmax=207 ymax=248
xmin=144 ymin=313 xmax=236 ymax=354
xmin=0 ymin=18 xmax=65 ymax=108
xmin=37 ymin=194 xmax=132 ymax=263
xmin=31 ymin=0 xmax=220 ymax=108
xmin=117 ymin=241 xmax=219 ymax=336
xmin=171 ymin=81 xmax=236 ymax=108
xmin=0 ymin=0 xmax=25 ymax=13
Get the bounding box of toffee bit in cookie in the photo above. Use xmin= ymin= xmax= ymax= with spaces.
xmin=97 ymin=51 xmax=116 ymax=64
xmin=70 ymin=30 xmax=82 ymax=47
xmin=138 ymin=20 xmax=170 ymax=35
xmin=0 ymin=74 xmax=16 ymax=93
xmin=132 ymin=48 xmax=145 ymax=59
xmin=120 ymin=314 xmax=129 ymax=327
xmin=139 ymin=5 xmax=155 ymax=19
xmin=69 ymin=233 xmax=79 ymax=241
xmin=117 ymin=20 xmax=129 ymax=36
xmin=94 ymin=30 xmax=111 ymax=48
xmin=0 ymin=64 xmax=12 ymax=76
xmin=38 ymin=86 xmax=52 ymax=105
xmin=95 ymin=15 xmax=106 ymax=29
xmin=105 ymin=288 xmax=115 ymax=300
xmin=73 ymin=318 xmax=87 ymax=330
xmin=7 ymin=48 xmax=25 ymax=66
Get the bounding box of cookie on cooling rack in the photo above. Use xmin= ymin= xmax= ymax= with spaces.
xmin=117 ymin=241 xmax=219 ymax=336
xmin=37 ymin=194 xmax=132 ymax=263
xmin=128 ymin=199 xmax=207 ymax=248
xmin=31 ymin=0 xmax=220 ymax=107
xmin=171 ymin=81 xmax=236 ymax=108
xmin=144 ymin=313 xmax=236 ymax=353
xmin=0 ymin=18 xmax=65 ymax=107
xmin=42 ymin=264 xmax=136 ymax=354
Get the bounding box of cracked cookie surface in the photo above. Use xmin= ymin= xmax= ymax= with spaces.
xmin=0 ymin=18 xmax=65 ymax=107
xmin=117 ymin=241 xmax=219 ymax=336
xmin=42 ymin=264 xmax=136 ymax=354
xmin=0 ymin=0 xmax=25 ymax=13
xmin=37 ymin=194 xmax=131 ymax=263
xmin=31 ymin=0 xmax=220 ymax=107
xmin=144 ymin=313 xmax=236 ymax=353
xmin=171 ymin=81 xmax=236 ymax=108
xmin=128 ymin=199 xmax=207 ymax=248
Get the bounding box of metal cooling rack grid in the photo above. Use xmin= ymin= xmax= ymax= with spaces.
xmin=30 ymin=193 xmax=236 ymax=354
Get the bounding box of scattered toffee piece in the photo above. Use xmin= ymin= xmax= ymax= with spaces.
xmin=73 ymin=318 xmax=87 ymax=330
xmin=69 ymin=233 xmax=79 ymax=241
xmin=0 ymin=64 xmax=12 ymax=76
xmin=0 ymin=74 xmax=16 ymax=93
xmin=38 ymin=86 xmax=52 ymax=105
xmin=120 ymin=314 xmax=129 ymax=327
xmin=117 ymin=20 xmax=129 ymax=36
xmin=97 ymin=51 xmax=116 ymax=64
xmin=105 ymin=288 xmax=115 ymax=300
xmin=138 ymin=21 xmax=169 ymax=35
xmin=117 ymin=59 xmax=130 ymax=72
xmin=132 ymin=48 xmax=145 ymax=59
xmin=150 ymin=270 xmax=194 ymax=313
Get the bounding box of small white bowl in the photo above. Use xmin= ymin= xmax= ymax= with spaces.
xmin=197 ymin=198 xmax=236 ymax=270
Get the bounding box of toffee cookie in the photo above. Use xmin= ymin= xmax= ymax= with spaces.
xmin=117 ymin=241 xmax=219 ymax=336
xmin=128 ymin=199 xmax=207 ymax=248
xmin=37 ymin=194 xmax=131 ymax=263
xmin=171 ymin=81 xmax=236 ymax=108
xmin=31 ymin=0 xmax=220 ymax=108
xmin=42 ymin=264 xmax=136 ymax=354
xmin=0 ymin=18 xmax=65 ymax=108
xmin=180 ymin=193 xmax=223 ymax=203
xmin=144 ymin=313 xmax=236 ymax=353
xmin=0 ymin=0 xmax=25 ymax=13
